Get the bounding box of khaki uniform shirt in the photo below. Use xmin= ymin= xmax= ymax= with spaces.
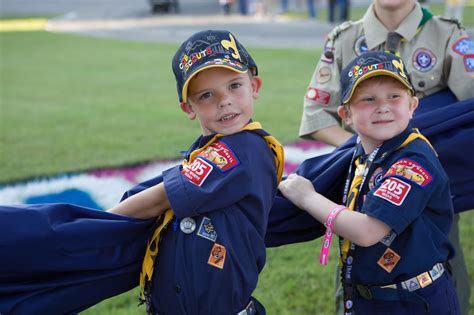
xmin=299 ymin=2 xmax=474 ymax=138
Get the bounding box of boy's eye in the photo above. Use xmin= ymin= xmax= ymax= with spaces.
xmin=388 ymin=94 xmax=401 ymax=100
xmin=230 ymin=82 xmax=242 ymax=90
xmin=199 ymin=92 xmax=212 ymax=100
xmin=362 ymin=96 xmax=375 ymax=102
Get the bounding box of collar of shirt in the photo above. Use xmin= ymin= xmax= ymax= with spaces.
xmin=374 ymin=124 xmax=414 ymax=164
xmin=363 ymin=2 xmax=423 ymax=50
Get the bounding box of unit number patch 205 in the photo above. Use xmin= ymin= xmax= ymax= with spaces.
xmin=373 ymin=177 xmax=411 ymax=206
xmin=182 ymin=157 xmax=213 ymax=186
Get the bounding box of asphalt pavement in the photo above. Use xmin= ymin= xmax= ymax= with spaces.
xmin=0 ymin=0 xmax=472 ymax=49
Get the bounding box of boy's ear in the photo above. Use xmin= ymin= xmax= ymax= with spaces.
xmin=251 ymin=76 xmax=263 ymax=99
xmin=180 ymin=102 xmax=196 ymax=120
xmin=409 ymin=95 xmax=419 ymax=118
xmin=337 ymin=105 xmax=352 ymax=125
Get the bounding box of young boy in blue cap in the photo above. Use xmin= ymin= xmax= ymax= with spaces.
xmin=108 ymin=30 xmax=284 ymax=315
xmin=279 ymin=51 xmax=460 ymax=315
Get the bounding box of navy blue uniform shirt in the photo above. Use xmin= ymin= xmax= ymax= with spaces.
xmin=150 ymin=130 xmax=278 ymax=314
xmin=350 ymin=126 xmax=454 ymax=286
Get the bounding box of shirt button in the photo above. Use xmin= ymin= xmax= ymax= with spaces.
xmin=418 ymin=81 xmax=425 ymax=88
xmin=174 ymin=284 xmax=181 ymax=293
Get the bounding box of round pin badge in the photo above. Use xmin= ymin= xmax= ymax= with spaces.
xmin=412 ymin=48 xmax=436 ymax=72
xmin=180 ymin=217 xmax=196 ymax=234
xmin=317 ymin=66 xmax=332 ymax=83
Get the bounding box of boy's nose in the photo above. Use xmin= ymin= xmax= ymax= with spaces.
xmin=218 ymin=95 xmax=232 ymax=108
xmin=375 ymin=102 xmax=390 ymax=113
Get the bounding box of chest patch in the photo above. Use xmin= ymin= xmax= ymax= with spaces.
xmin=353 ymin=35 xmax=368 ymax=56
xmin=374 ymin=177 xmax=411 ymax=206
xmin=208 ymin=243 xmax=226 ymax=269
xmin=385 ymin=159 xmax=433 ymax=187
xmin=182 ymin=157 xmax=213 ymax=186
xmin=198 ymin=141 xmax=239 ymax=171
xmin=412 ymin=48 xmax=436 ymax=72
xmin=197 ymin=217 xmax=218 ymax=242
xmin=377 ymin=247 xmax=401 ymax=273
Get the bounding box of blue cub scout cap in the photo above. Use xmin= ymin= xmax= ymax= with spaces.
xmin=172 ymin=29 xmax=258 ymax=103
xmin=340 ymin=51 xmax=415 ymax=105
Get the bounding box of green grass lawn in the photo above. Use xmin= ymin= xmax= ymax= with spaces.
xmin=1 ymin=28 xmax=473 ymax=314
xmin=0 ymin=31 xmax=313 ymax=183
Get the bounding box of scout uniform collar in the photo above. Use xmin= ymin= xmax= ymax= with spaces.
xmin=139 ymin=121 xmax=284 ymax=303
xmin=185 ymin=121 xmax=284 ymax=183
xmin=363 ymin=2 xmax=428 ymax=50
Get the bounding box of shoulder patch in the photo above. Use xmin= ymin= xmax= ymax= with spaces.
xmin=374 ymin=177 xmax=411 ymax=206
xmin=198 ymin=140 xmax=240 ymax=171
xmin=452 ymin=37 xmax=474 ymax=55
xmin=182 ymin=157 xmax=213 ymax=186
xmin=305 ymin=87 xmax=331 ymax=105
xmin=464 ymin=54 xmax=474 ymax=71
xmin=384 ymin=158 xmax=433 ymax=187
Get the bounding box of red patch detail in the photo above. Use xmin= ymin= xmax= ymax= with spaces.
xmin=198 ymin=141 xmax=239 ymax=171
xmin=305 ymin=88 xmax=331 ymax=105
xmin=385 ymin=159 xmax=432 ymax=186
xmin=182 ymin=158 xmax=213 ymax=186
xmin=374 ymin=177 xmax=411 ymax=206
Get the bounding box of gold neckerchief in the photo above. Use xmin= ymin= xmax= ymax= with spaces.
xmin=139 ymin=121 xmax=284 ymax=300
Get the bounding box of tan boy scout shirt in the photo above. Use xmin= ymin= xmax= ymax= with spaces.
xmin=299 ymin=2 xmax=474 ymax=138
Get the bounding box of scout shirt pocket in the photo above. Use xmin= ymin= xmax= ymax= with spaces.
xmin=407 ymin=45 xmax=444 ymax=96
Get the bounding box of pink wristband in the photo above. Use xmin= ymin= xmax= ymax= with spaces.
xmin=319 ymin=205 xmax=346 ymax=265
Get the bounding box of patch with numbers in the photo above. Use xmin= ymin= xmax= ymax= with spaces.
xmin=452 ymin=37 xmax=474 ymax=55
xmin=412 ymin=48 xmax=436 ymax=72
xmin=197 ymin=217 xmax=218 ymax=242
xmin=182 ymin=157 xmax=213 ymax=186
xmin=464 ymin=55 xmax=474 ymax=71
xmin=368 ymin=167 xmax=384 ymax=190
xmin=305 ymin=87 xmax=331 ymax=105
xmin=385 ymin=159 xmax=433 ymax=187
xmin=198 ymin=141 xmax=239 ymax=171
xmin=377 ymin=248 xmax=401 ymax=273
xmin=374 ymin=177 xmax=411 ymax=206
xmin=208 ymin=243 xmax=226 ymax=269
xmin=353 ymin=35 xmax=368 ymax=56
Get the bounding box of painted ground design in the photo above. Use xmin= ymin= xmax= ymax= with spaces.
xmin=0 ymin=141 xmax=332 ymax=210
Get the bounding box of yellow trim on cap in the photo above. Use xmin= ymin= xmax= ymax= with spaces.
xmin=343 ymin=70 xmax=414 ymax=104
xmin=182 ymin=64 xmax=248 ymax=103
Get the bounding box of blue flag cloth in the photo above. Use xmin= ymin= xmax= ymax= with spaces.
xmin=0 ymin=90 xmax=472 ymax=313
xmin=0 ymin=204 xmax=155 ymax=314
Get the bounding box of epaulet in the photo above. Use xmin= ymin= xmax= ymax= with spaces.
xmin=323 ymin=21 xmax=354 ymax=61
xmin=327 ymin=21 xmax=353 ymax=41
xmin=438 ymin=16 xmax=464 ymax=30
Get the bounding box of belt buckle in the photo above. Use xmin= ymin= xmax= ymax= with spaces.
xmin=356 ymin=284 xmax=372 ymax=300
xmin=237 ymin=300 xmax=256 ymax=315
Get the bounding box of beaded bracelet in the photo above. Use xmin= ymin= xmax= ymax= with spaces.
xmin=319 ymin=205 xmax=346 ymax=265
